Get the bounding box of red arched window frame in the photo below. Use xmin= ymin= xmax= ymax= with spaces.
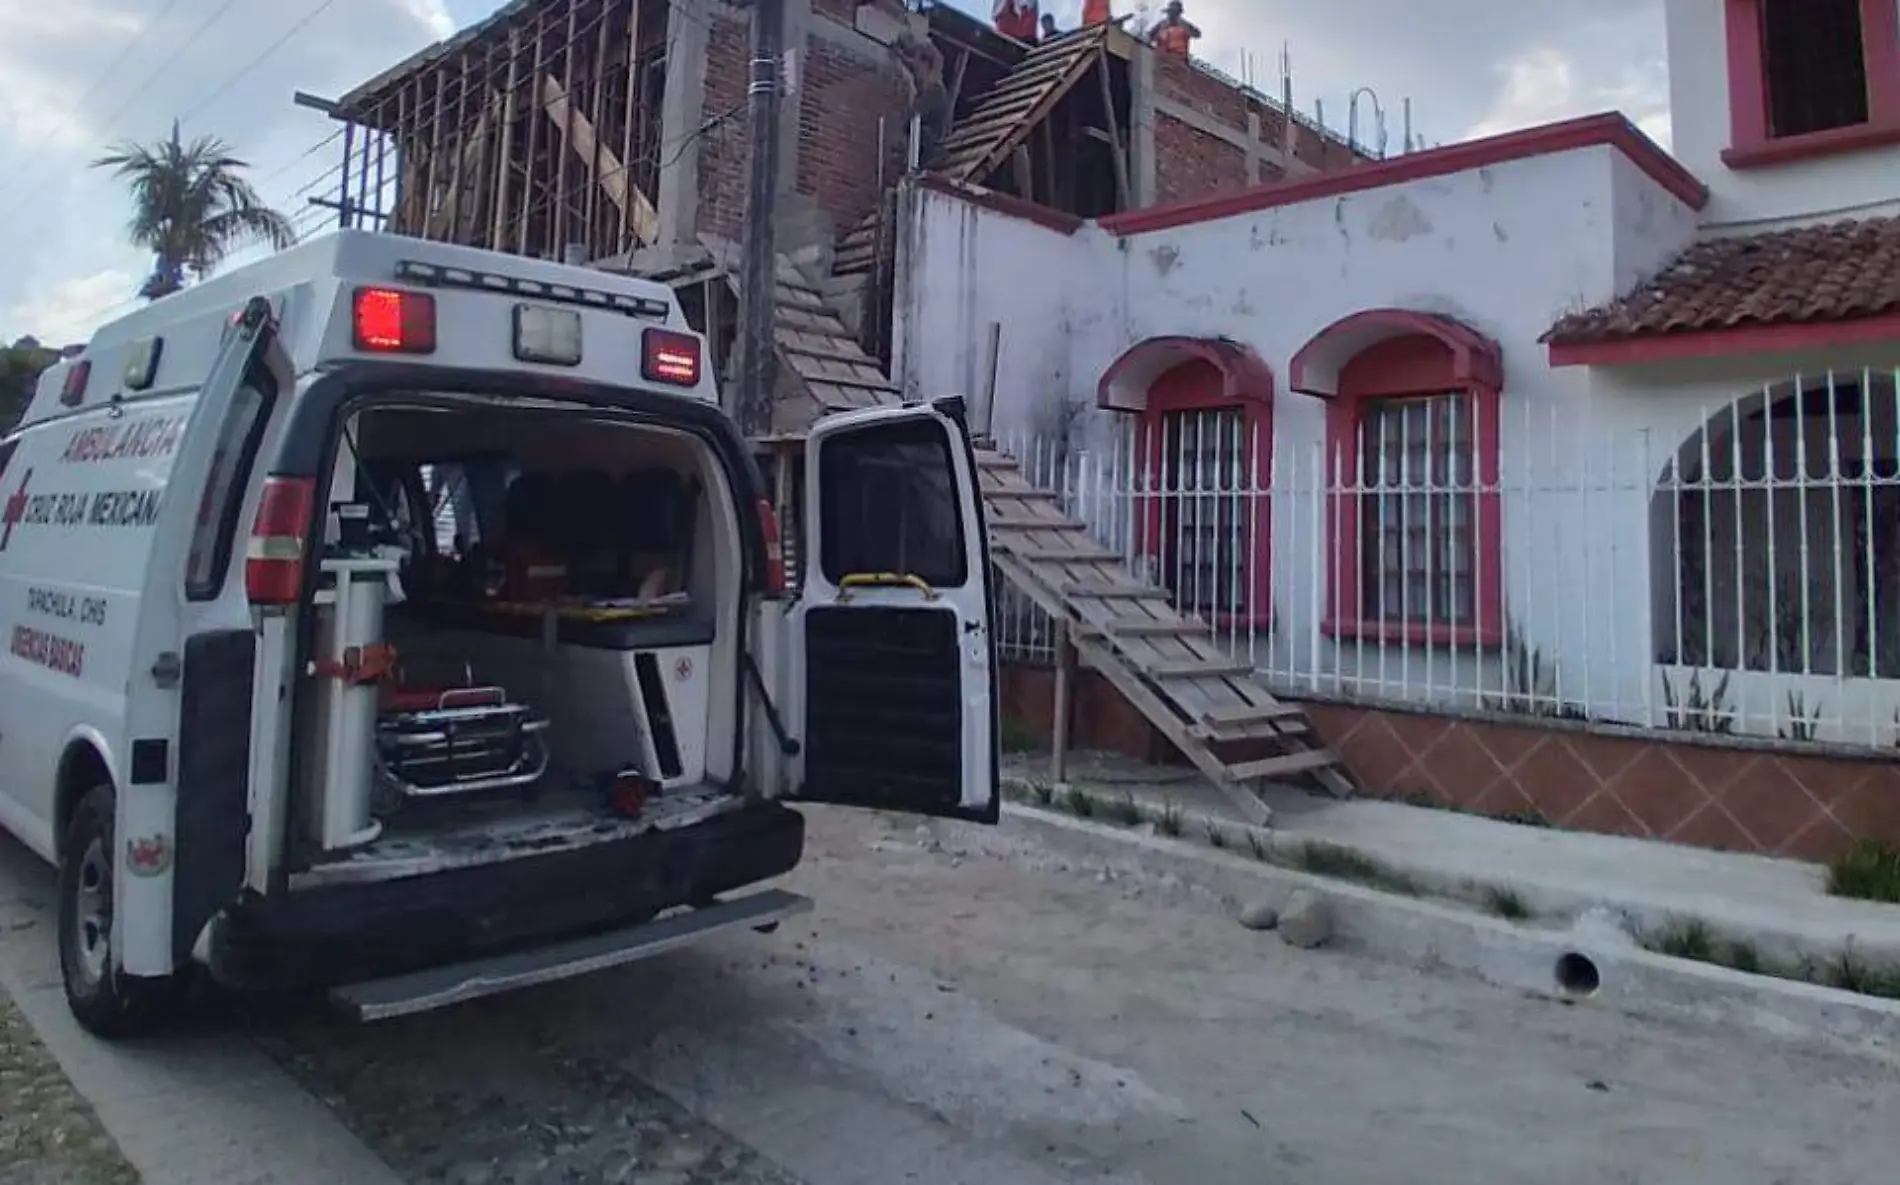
xmin=1290 ymin=310 xmax=1503 ymax=648
xmin=1098 ymin=338 xmax=1275 ymax=629
xmin=1722 ymin=0 xmax=1900 ymax=168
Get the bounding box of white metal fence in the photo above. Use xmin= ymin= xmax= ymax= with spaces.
xmin=991 ymin=367 xmax=1900 ymax=751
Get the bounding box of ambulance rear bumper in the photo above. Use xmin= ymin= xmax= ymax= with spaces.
xmin=203 ymin=801 xmax=804 ymax=992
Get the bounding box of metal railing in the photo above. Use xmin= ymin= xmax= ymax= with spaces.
xmin=990 ymin=367 xmax=1900 ymax=750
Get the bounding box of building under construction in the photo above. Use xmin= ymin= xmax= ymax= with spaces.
xmin=315 ymin=0 xmax=1390 ymax=817
xmin=321 ymin=0 xmax=1373 ymax=292
xmin=324 ymin=0 xmax=670 ymax=262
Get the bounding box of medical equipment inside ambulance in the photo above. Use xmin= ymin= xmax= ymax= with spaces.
xmin=296 ymin=420 xmax=702 ymax=855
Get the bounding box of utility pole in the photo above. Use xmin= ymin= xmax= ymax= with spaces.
xmin=736 ymin=0 xmax=786 ymax=438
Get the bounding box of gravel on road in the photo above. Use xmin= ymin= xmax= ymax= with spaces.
xmin=253 ymin=806 xmax=1900 ymax=1185
xmin=0 ymin=990 xmax=137 ymax=1185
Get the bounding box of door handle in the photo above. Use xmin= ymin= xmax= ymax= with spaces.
xmin=151 ymin=651 xmax=182 ymax=689
xmin=835 ymin=572 xmax=939 ymax=602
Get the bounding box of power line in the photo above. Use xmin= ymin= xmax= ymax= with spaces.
xmin=0 ymin=0 xmax=249 ymax=230
xmin=252 ymin=130 xmax=345 ymax=192
xmin=0 ymin=0 xmax=187 ymax=212
xmin=176 ymin=0 xmax=347 ymax=128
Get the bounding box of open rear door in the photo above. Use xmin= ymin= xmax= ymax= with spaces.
xmin=786 ymin=399 xmax=997 ymax=822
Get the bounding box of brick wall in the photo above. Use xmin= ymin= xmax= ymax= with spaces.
xmin=697 ymin=12 xmax=753 ymax=241
xmin=1153 ymin=116 xmax=1250 ymax=205
xmin=1150 ymin=52 xmax=1360 ymax=205
xmin=796 ymin=30 xmax=912 ymax=235
xmin=698 ymin=9 xmax=913 ymax=244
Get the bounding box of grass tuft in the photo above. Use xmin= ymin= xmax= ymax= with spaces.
xmin=1484 ymin=886 xmax=1532 ymax=920
xmin=1284 ymin=841 xmax=1424 ymax=896
xmin=1153 ymin=798 xmax=1184 ymax=837
xmin=1827 ymin=840 xmax=1900 ymax=904
xmin=1104 ymin=791 xmax=1144 ymax=827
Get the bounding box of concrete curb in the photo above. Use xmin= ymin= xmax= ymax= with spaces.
xmin=1002 ymin=776 xmax=1900 ymax=972
xmin=0 ymin=837 xmax=403 ymax=1185
xmin=999 ymin=802 xmax=1900 ymax=1067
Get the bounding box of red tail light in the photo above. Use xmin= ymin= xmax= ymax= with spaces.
xmin=756 ymin=497 xmax=786 ymax=594
xmin=245 ymin=477 xmax=316 ymax=605
xmin=352 ymin=287 xmax=436 ymax=354
xmin=59 ymin=360 xmax=90 ymax=407
xmin=642 ymin=328 xmax=701 ymax=386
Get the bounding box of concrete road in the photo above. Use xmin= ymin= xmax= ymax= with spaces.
xmin=258 ymin=808 xmax=1897 ymax=1185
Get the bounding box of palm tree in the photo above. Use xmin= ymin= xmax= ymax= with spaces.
xmin=92 ymin=121 xmax=297 ymax=301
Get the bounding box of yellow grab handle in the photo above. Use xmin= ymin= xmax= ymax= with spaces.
xmin=836 ymin=571 xmax=939 ymax=601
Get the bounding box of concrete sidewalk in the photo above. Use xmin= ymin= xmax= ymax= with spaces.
xmin=1004 ymin=750 xmax=1900 ymax=967
xmin=0 ymin=838 xmax=402 ymax=1185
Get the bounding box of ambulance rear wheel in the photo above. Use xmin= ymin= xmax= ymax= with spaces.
xmin=58 ymin=786 xmax=182 ymax=1039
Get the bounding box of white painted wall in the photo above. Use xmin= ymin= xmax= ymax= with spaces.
xmin=892 ymin=185 xmax=1078 ymax=443
xmin=1663 ymin=0 xmax=1900 ymax=229
xmin=896 ymin=149 xmax=1900 ymax=749
xmin=1054 ymin=145 xmax=1694 ymax=736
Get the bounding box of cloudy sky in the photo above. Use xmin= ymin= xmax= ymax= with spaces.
xmin=0 ymin=0 xmax=1671 ymax=345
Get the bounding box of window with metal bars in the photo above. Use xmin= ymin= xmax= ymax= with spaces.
xmin=1155 ymin=407 xmax=1251 ymax=616
xmin=1762 ymin=0 xmax=1869 ymax=138
xmin=1357 ymin=394 xmax=1475 ymax=626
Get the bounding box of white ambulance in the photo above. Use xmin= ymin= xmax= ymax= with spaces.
xmin=0 ymin=230 xmax=997 ymax=1038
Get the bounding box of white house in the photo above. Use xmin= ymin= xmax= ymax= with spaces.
xmin=891 ymin=0 xmax=1900 ymax=758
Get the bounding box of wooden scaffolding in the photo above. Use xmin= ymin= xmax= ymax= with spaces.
xmin=317 ymin=0 xmax=670 ymax=260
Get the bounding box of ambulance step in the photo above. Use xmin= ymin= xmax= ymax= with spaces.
xmin=331 ymin=890 xmax=814 ymax=1022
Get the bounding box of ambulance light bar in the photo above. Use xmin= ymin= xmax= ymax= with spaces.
xmin=392 ymin=260 xmax=671 ymax=321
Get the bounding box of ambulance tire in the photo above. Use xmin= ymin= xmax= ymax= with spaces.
xmin=58 ymin=785 xmax=183 ymax=1040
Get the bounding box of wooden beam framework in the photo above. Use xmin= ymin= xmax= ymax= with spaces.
xmin=322 ymin=0 xmax=668 ymax=259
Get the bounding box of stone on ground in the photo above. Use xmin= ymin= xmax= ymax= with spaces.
xmin=1237 ymin=899 xmax=1280 ymax=931
xmin=1278 ymin=889 xmax=1332 ymax=949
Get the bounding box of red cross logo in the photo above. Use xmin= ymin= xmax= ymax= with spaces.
xmin=0 ymin=470 xmax=30 ymax=552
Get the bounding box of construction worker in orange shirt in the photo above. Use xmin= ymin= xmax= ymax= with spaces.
xmin=993 ymin=0 xmax=1040 ymax=42
xmin=1082 ymin=0 xmax=1113 ymax=25
xmin=1151 ymin=0 xmax=1200 ymax=55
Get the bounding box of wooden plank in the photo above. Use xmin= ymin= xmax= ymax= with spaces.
xmin=1191 ymin=717 xmax=1310 ymax=740
xmin=1201 ymin=702 xmax=1304 ymax=726
xmin=1094 ymin=44 xmax=1132 ymax=209
xmin=539 ymin=74 xmax=659 ymax=245
xmin=987 ymin=513 xmax=1079 ymax=530
xmin=985 ymin=488 xmax=1059 ymax=501
xmin=1070 ymin=635 xmax=1272 ymax=827
xmin=938 ymin=42 xmax=1104 ymax=184
xmin=1223 ymin=749 xmax=1343 ymax=782
xmin=1145 ymin=660 xmax=1255 ymax=680
xmin=1100 ymin=618 xmax=1207 ymax=638
xmin=1060 ymin=582 xmax=1166 ymax=600
xmin=1007 ymin=547 xmax=1123 ymax=563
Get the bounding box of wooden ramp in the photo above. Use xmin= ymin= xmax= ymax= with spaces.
xmin=977 ymin=451 xmax=1353 ymax=825
xmin=838 ymin=26 xmax=1111 ymax=276
xmin=656 ymin=253 xmax=1353 ymax=823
